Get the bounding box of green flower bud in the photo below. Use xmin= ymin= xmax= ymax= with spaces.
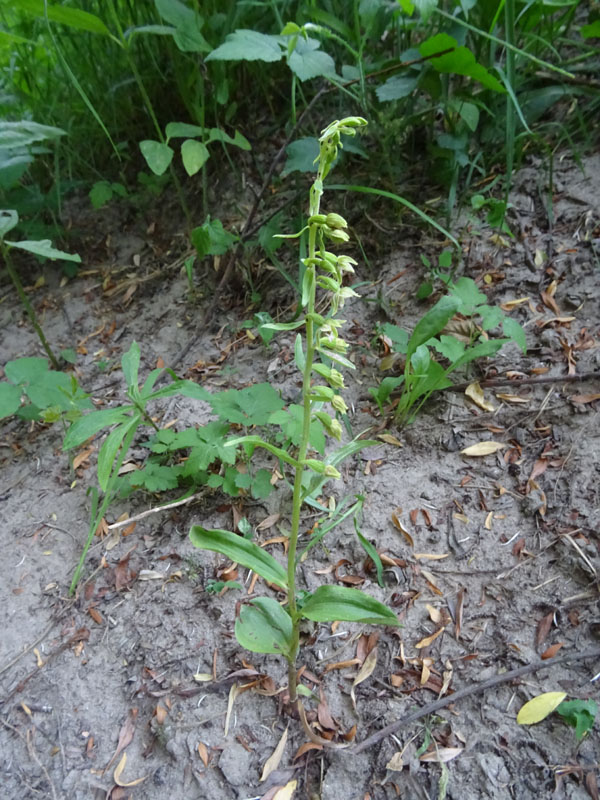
xmin=331 ymin=394 xmax=348 ymax=414
xmin=308 ymin=214 xmax=327 ymax=226
xmin=316 ymin=276 xmax=340 ymax=292
xmin=324 ymin=464 xmax=341 ymax=478
xmin=310 ymin=386 xmax=334 ymax=402
xmin=325 ymin=228 xmax=350 ymax=243
xmin=337 ymin=255 xmax=357 ymax=273
xmin=327 ymin=368 xmax=344 ymax=389
xmin=318 ymin=335 xmax=348 ymax=353
xmin=325 ymin=213 xmax=347 ymax=229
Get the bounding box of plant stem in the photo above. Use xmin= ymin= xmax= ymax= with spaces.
xmin=286 ymin=213 xmax=319 ymax=704
xmin=2 ymin=244 xmax=60 ymax=369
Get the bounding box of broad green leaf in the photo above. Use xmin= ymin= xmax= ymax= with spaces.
xmin=376 ymin=74 xmax=419 ymax=102
xmin=139 ymin=140 xmax=174 ymax=176
xmin=0 ymin=209 xmax=18 ymax=238
xmin=260 ymin=319 xmax=305 ymax=332
xmin=235 ymin=597 xmax=293 ymax=656
xmin=191 ymin=217 xmax=238 ymax=258
xmin=556 ymin=699 xmax=597 ymax=740
xmin=432 ymin=334 xmax=465 ymax=363
xmin=211 ymin=383 xmax=284 ymax=426
xmin=503 ymin=317 xmax=527 ymax=354
xmin=5 ymin=357 xmax=48 ymax=385
xmin=7 ymin=239 xmax=81 ymax=262
xmin=479 ymin=304 xmax=504 ymax=331
xmin=165 ymin=122 xmax=205 ymax=139
xmin=181 ymin=139 xmax=210 ymax=176
xmin=98 ymin=416 xmax=139 ymax=492
xmin=451 ymin=339 xmax=505 ymax=370
xmin=282 ymin=137 xmax=320 ymax=176
xmin=517 ymin=692 xmax=567 ymax=725
xmin=301 ymin=585 xmax=399 ymax=625
xmin=89 ymin=181 xmax=113 ymax=209
xmin=14 ymin=0 xmax=111 ymax=36
xmin=207 ymin=29 xmax=283 ymax=63
xmin=154 ymin=0 xmax=210 ymax=52
xmin=413 ymin=0 xmax=438 ymax=21
xmin=581 ymin=21 xmax=600 ymax=38
xmin=204 ymin=127 xmax=252 ymax=151
xmin=381 ymin=323 xmax=409 ymax=354
xmin=451 ymin=99 xmax=479 ymax=131
xmin=189 ymin=526 xmax=288 ymax=589
xmin=287 ymin=36 xmax=336 ymax=81
xmin=63 ymin=407 xmax=134 ymax=450
xmin=448 ymin=276 xmax=487 ymax=313
xmin=0 ymin=120 xmax=65 ymax=148
xmin=419 ymin=34 xmax=505 ymax=93
xmin=407 ymin=296 xmax=460 ymax=358
xmin=156 ymin=379 xmax=211 ymax=402
xmin=0 ymin=382 xmax=23 ymax=419
xmin=23 ymin=370 xmax=79 ymax=411
xmin=121 ymin=341 xmax=141 ymax=391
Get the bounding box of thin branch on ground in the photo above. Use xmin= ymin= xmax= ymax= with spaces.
xmin=352 ymin=647 xmax=600 ymax=754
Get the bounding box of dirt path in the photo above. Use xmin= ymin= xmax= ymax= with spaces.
xmin=1 ymin=154 xmax=599 ymax=799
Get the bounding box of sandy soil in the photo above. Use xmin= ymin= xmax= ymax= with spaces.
xmin=1 ymin=153 xmax=599 ymax=800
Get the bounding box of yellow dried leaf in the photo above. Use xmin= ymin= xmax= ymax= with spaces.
xmin=465 ymin=382 xmax=496 ymax=412
xmin=377 ymin=433 xmax=403 ymax=447
xmin=257 ymin=513 xmax=281 ymax=531
xmin=386 ymin=752 xmax=405 ymax=771
xmin=426 ymin=604 xmax=441 ymax=624
xmin=496 ymin=393 xmax=529 ymax=404
xmin=193 ymin=673 xmax=213 ymax=683
xmin=415 ymin=627 xmax=445 ymax=649
xmin=461 ymin=441 xmax=507 ymax=456
xmin=379 ymin=355 xmax=396 ymax=371
xmin=272 ymin=780 xmax=297 ymax=800
xmin=113 ymin=753 xmax=148 ymax=787
xmin=197 ymin=741 xmax=209 ymax=767
xmin=420 ymin=747 xmax=464 ymax=763
xmin=421 ymin=569 xmax=443 ymax=596
xmin=517 ymin=692 xmax=567 ymax=725
xmin=500 ymin=297 xmax=530 ymax=310
xmin=414 ymin=553 xmax=449 ymax=561
xmin=453 ymin=513 xmax=469 ymax=524
xmin=260 ymin=725 xmax=289 ymax=781
xmin=485 ymin=512 xmax=493 ymax=530
xmin=351 ymin=648 xmax=378 ymax=709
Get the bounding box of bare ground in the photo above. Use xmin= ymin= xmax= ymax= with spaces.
xmin=1 ymin=153 xmax=599 ymax=800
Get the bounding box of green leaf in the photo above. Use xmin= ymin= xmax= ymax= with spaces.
xmin=98 ymin=417 xmax=139 ymax=492
xmin=0 ymin=209 xmax=18 ymax=238
xmin=581 ymin=21 xmax=600 ymax=38
xmin=407 ymin=296 xmax=460 ymax=359
xmin=251 ymin=468 xmax=275 ymax=500
xmin=14 ymin=0 xmax=111 ymax=35
xmin=89 ymin=181 xmax=114 ymax=209
xmin=165 ymin=122 xmax=205 ymax=139
xmin=189 ymin=526 xmax=288 ymax=589
xmin=191 ymin=216 xmax=238 ymax=258
xmin=60 ymin=348 xmax=78 ymax=365
xmin=503 ymin=317 xmax=527 ymax=354
xmin=381 ymin=323 xmax=409 ymax=354
xmin=181 ymin=139 xmax=210 ymax=176
xmin=4 ymin=357 xmax=48 ymax=385
xmin=556 ymin=699 xmax=597 ymax=740
xmin=7 ymin=239 xmax=81 ymax=262
xmin=0 ymin=382 xmax=23 ymax=419
xmin=282 ymin=137 xmax=320 ymax=176
xmin=261 ymin=319 xmax=305 ymax=332
xmin=431 ymin=334 xmax=465 ymax=362
xmin=448 ymin=276 xmax=487 ymax=313
xmin=226 ymin=434 xmax=300 ymax=468
xmin=121 ymin=341 xmax=141 ymax=392
xmin=207 ymin=29 xmax=283 ymax=63
xmin=376 ymin=74 xmax=419 ymax=102
xmin=204 ymin=127 xmax=252 ymax=151
xmin=63 ymin=407 xmax=134 ymax=450
xmin=287 ymin=36 xmax=336 ymax=81
xmin=126 ymin=460 xmax=181 ymax=492
xmin=354 ymin=519 xmax=384 ymax=588
xmin=235 ymin=598 xmax=293 ymax=656
xmin=301 ymin=585 xmax=399 ymax=625
xmin=419 ymin=33 xmax=505 ymax=93
xmin=139 ymin=140 xmax=174 ymax=176
xmin=0 ymin=120 xmax=65 ymax=148
xmin=212 ymin=383 xmax=284 ymax=426
xmin=154 ymin=0 xmax=210 ymax=52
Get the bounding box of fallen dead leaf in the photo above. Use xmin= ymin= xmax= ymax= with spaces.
xmin=415 ymin=627 xmax=445 ymax=649
xmin=351 ymin=648 xmax=378 ymax=710
xmin=465 ymin=382 xmax=496 ymax=412
xmin=197 ymin=741 xmax=209 ymax=766
xmin=293 ymin=742 xmax=323 ymax=761
xmin=386 ymin=752 xmax=405 ymax=771
xmin=377 ymin=433 xmax=403 ymax=447
xmin=260 ymin=725 xmax=288 ymax=781
xmin=272 ymin=780 xmax=297 ymax=800
xmin=414 ymin=553 xmax=449 ymax=561
xmin=461 ymin=441 xmax=507 ymax=456
xmin=391 ymin=510 xmax=414 ymax=547
xmin=113 ymin=752 xmax=148 ymax=787
xmin=104 ymin=709 xmax=138 ymax=773
xmin=541 ymin=642 xmax=564 ymax=660
xmin=571 ymin=393 xmax=600 ymax=404
xmin=420 ymin=746 xmax=464 ymax=763
xmin=257 ymin=513 xmax=281 ymax=531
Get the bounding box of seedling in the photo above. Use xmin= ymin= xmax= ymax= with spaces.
xmin=189 ymin=118 xmax=399 ymax=713
xmin=371 ymin=276 xmax=526 ymax=424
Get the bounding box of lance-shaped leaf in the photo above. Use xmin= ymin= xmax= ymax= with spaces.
xmin=226 ymin=435 xmax=301 ymax=468
xmin=235 ymin=597 xmax=293 ymax=656
xmin=300 ymin=585 xmax=399 ymax=625
xmin=189 ymin=526 xmax=288 ymax=589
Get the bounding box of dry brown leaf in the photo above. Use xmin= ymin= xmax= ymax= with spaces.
xmin=113 ymin=752 xmax=147 ymax=787
xmin=571 ymin=393 xmax=600 ymax=404
xmin=391 ymin=510 xmax=414 ymax=547
xmin=224 ymin=683 xmax=242 ymax=737
xmin=484 ymin=512 xmax=493 ymax=530
xmin=420 ymin=747 xmax=464 ymax=763
xmin=386 ymin=752 xmax=405 ymax=771
xmin=260 ymin=725 xmax=288 ymax=781
xmin=465 ymin=382 xmax=496 ymax=412
xmin=257 ymin=513 xmax=281 ymax=531
xmin=104 ymin=709 xmax=138 ymax=773
xmin=88 ymin=607 xmax=103 ymax=625
xmin=351 ymin=648 xmax=378 ymax=709
xmin=390 ymin=674 xmax=404 ymax=688
xmin=324 ymin=658 xmax=360 ymax=673
xmin=426 ymin=604 xmax=441 ymax=624
xmin=420 ymin=569 xmax=443 ymax=596
xmin=541 ymin=642 xmax=564 ymax=660
xmin=272 ymin=780 xmax=297 ymax=800
xmin=155 ymin=704 xmax=167 ymax=725
xmin=377 ymin=433 xmax=403 ymax=447
xmin=496 ymin=392 xmax=530 ymax=404
xmin=536 ymin=611 xmax=555 ymax=648
xmin=500 ymin=297 xmax=530 ymax=310
xmin=73 ymin=446 xmax=94 ymax=470
xmin=461 ymin=441 xmax=506 ymax=456
xmin=415 ymin=627 xmax=445 ymax=649
xmin=297 ymin=702 xmax=350 ymax=749
xmin=197 ymin=741 xmax=209 ymax=766
xmin=293 ymin=742 xmax=323 ymax=761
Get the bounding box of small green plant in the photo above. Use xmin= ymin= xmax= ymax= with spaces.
xmin=0 ymin=356 xmax=91 ymax=423
xmin=370 ymin=276 xmax=526 ymax=424
xmin=0 ymin=209 xmax=81 ymax=369
xmin=556 ymin=699 xmax=598 ymax=741
xmin=189 ymin=118 xmax=399 ymax=713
